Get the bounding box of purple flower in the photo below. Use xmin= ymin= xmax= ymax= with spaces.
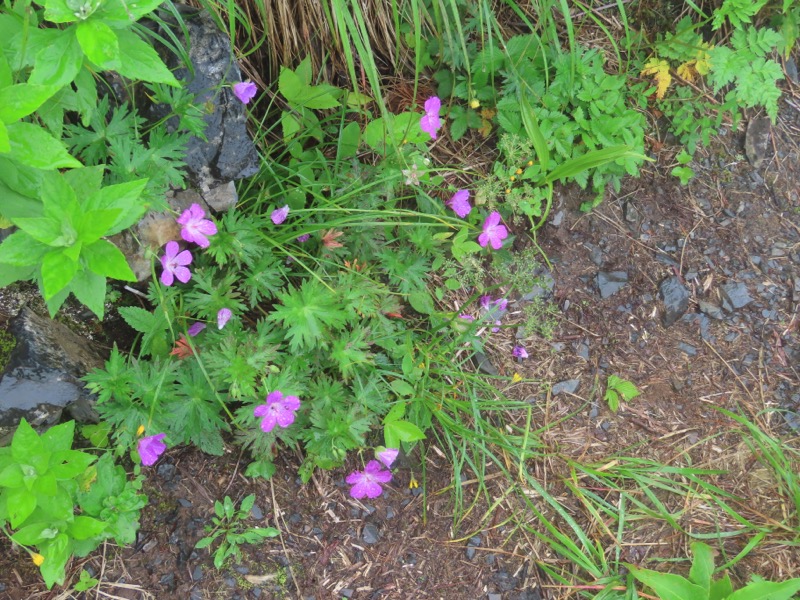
xmin=420 ymin=96 xmax=442 ymax=139
xmin=459 ymin=314 xmax=475 ymax=321
xmin=176 ymin=203 xmax=217 ymax=248
xmin=254 ymin=391 xmax=301 ymax=433
xmin=513 ymin=345 xmax=529 ymax=359
xmin=271 ymin=205 xmax=290 ymax=225
xmin=296 ymin=234 xmax=310 ymax=242
xmin=376 ymin=447 xmax=399 ymax=468
xmin=187 ymin=322 xmax=206 ymax=337
xmin=233 ymin=80 xmax=257 ymax=104
xmin=217 ymin=308 xmax=232 ymax=329
xmin=346 ymin=460 xmax=393 ymax=499
xmin=448 ymin=189 xmax=471 ymax=218
xmin=478 ymin=211 xmax=509 ymax=250
xmin=160 ymin=241 xmax=192 ymax=286
xmin=491 ymin=320 xmax=502 ymax=333
xmin=138 ymin=433 xmax=167 ymax=466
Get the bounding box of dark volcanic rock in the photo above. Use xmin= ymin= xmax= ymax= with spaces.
xmin=597 ymin=271 xmax=628 ymax=298
xmin=744 ymin=117 xmax=771 ymax=169
xmin=659 ymin=277 xmax=690 ymax=327
xmin=0 ymin=307 xmax=102 ymax=443
xmin=720 ymin=282 xmax=753 ymax=311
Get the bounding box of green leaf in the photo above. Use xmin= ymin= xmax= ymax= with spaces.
xmin=336 ymin=121 xmax=360 ymax=161
xmin=115 ymin=29 xmax=179 ymax=86
xmin=70 ymin=268 xmax=107 ymax=319
xmin=83 ymin=178 xmax=148 ymax=235
xmin=710 ymin=574 xmax=734 ymax=600
xmin=0 ymin=121 xmax=8 ymax=153
xmin=76 ymin=209 xmax=122 ymax=243
xmin=12 ymin=521 xmax=62 ymax=546
xmin=97 ymin=0 xmax=168 ymax=26
xmin=49 ymin=449 xmax=96 ymax=480
xmin=4 ymin=122 xmax=82 ymax=169
xmin=689 ymin=542 xmax=714 ymax=591
xmin=384 ymin=419 xmax=426 ymax=444
xmin=41 ymin=250 xmax=78 ymax=299
xmin=727 ymin=579 xmax=800 ymax=600
xmin=12 ymin=216 xmax=65 ymax=245
xmin=519 ymin=93 xmax=550 ymax=172
xmin=11 ymin=419 xmax=48 ymax=471
xmin=39 ymin=533 xmax=70 ymax=588
xmin=268 ymin=280 xmax=348 ymax=352
xmin=0 ymin=464 xmax=24 ymax=488
xmin=76 ymin=20 xmax=120 ymax=69
xmin=67 ymin=515 xmax=107 ymax=540
xmin=390 ymin=380 xmax=415 ymax=397
xmin=7 ymin=487 xmax=37 ymax=528
xmin=629 ymin=565 xmax=707 ymax=600
xmin=82 ymin=239 xmax=136 ymax=280
xmin=407 ymin=290 xmax=435 ymax=315
xmin=194 ymin=535 xmax=217 ymax=549
xmin=0 ymin=230 xmax=49 ymax=266
xmin=41 ymin=421 xmax=75 ymax=454
xmin=0 ymin=262 xmax=36 ymax=287
xmin=29 ymin=27 xmax=83 ymax=88
xmin=0 ymin=83 xmax=61 ymax=123
xmin=44 ymin=0 xmax=81 ymax=23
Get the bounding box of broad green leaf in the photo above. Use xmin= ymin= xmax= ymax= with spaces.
xmin=29 ymin=27 xmax=83 ymax=88
xmin=194 ymin=535 xmax=217 ymax=549
xmin=38 ymin=486 xmax=75 ymax=520
xmin=67 ymin=515 xmax=107 ymax=540
xmin=0 ymin=157 xmax=46 ymax=203
xmin=7 ymin=28 xmax=61 ymax=69
xmin=689 ymin=542 xmax=714 ymax=591
xmin=12 ymin=521 xmax=62 ymax=546
xmin=39 ymin=533 xmax=70 ymax=588
xmin=76 ymin=209 xmax=122 ymax=243
xmin=11 ymin=419 xmax=47 ymax=471
xmin=96 ymin=0 xmax=167 ymax=27
xmin=278 ymin=67 xmax=306 ymax=104
xmin=629 ymin=565 xmax=707 ymax=600
xmin=408 ymin=290 xmax=435 ymax=315
xmin=73 ymin=67 xmax=97 ymax=125
xmin=12 ymin=217 xmax=66 ymax=246
xmin=390 ymin=380 xmax=415 ymax=397
xmin=44 ymin=0 xmax=81 ymax=23
xmin=41 ymin=421 xmax=75 ymax=454
xmin=69 ymin=268 xmax=107 ymax=319
xmin=0 ymin=464 xmax=24 ymax=488
xmin=115 ymin=29 xmax=178 ymax=86
xmin=0 ymin=121 xmax=8 ymax=154
xmin=76 ymin=20 xmax=120 ymax=69
xmin=0 ymin=230 xmax=49 ymax=266
xmin=7 ymin=487 xmax=37 ymax=528
xmin=727 ymin=579 xmax=800 ymax=600
xmin=83 ymin=178 xmax=148 ymax=234
xmin=281 ymin=112 xmax=301 ymax=141
xmin=0 ymin=263 xmax=36 ymax=286
xmin=82 ymin=239 xmax=136 ymax=280
xmin=33 ymin=472 xmax=58 ymax=495
xmin=391 ymin=111 xmax=428 ymax=144
xmin=0 ymin=41 xmax=12 ymax=88
xmin=45 ymin=284 xmax=71 ymax=317
xmin=49 ymin=449 xmax=96 ymax=480
xmin=64 ymin=165 xmax=104 ymax=194
xmin=336 ymin=121 xmax=360 ymax=161
xmin=0 ymin=83 xmax=61 ymax=122
xmin=41 ymin=249 xmax=79 ymax=299
xmin=710 ymin=574 xmax=734 ymax=600
xmin=384 ymin=419 xmax=426 ymax=444
xmin=4 ymin=122 xmax=82 ymax=169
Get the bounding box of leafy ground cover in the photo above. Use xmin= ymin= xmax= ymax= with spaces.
xmin=2 ymin=0 xmax=800 ymax=598
xmin=2 ymin=96 xmax=800 ymax=598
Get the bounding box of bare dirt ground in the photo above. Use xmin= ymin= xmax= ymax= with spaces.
xmin=1 ymin=98 xmax=799 ymax=600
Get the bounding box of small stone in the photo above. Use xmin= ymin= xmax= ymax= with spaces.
xmin=156 ymin=463 xmax=176 ymax=480
xmin=159 ymin=573 xmax=175 ymax=586
xmin=678 ymin=342 xmax=697 ymax=357
xmin=576 ymin=340 xmax=590 ymax=361
xmin=786 ymin=57 xmax=799 ymax=83
xmin=386 ymin=506 xmax=396 ymax=519
xmin=178 ymin=498 xmax=193 ymax=508
xmin=623 ymin=200 xmax=639 ymax=223
xmin=250 ymin=504 xmax=264 ymax=520
xmin=720 ymin=282 xmax=752 ymax=311
xmin=522 ymin=271 xmax=555 ymax=302
xmin=288 ymin=513 xmax=302 ymax=525
xmin=550 ymin=210 xmax=564 ymax=227
xmin=597 ymin=271 xmax=628 ymax=299
xmin=489 ymin=594 xmax=503 ymax=600
xmin=474 ymin=352 xmax=499 ymax=376
xmin=340 ymin=589 xmax=354 ymax=598
xmin=552 ymin=379 xmax=580 ymax=396
xmin=234 ymin=565 xmax=249 ymax=575
xmin=744 ymin=117 xmax=771 ymax=169
xmin=698 ymin=301 xmax=724 ymax=320
xmin=192 ymin=566 xmax=203 ymax=581
xmin=659 ymin=277 xmax=690 ymax=327
xmin=362 ymin=523 xmax=380 ymax=545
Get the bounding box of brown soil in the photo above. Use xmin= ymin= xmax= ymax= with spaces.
xmin=2 ymin=100 xmax=799 ymax=600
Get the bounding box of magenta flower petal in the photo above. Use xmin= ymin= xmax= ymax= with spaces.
xmin=376 ymin=448 xmax=399 ymax=468
xmin=176 ymin=203 xmax=217 ymax=248
xmin=271 ymin=205 xmax=290 ymax=225
xmin=160 ymin=241 xmax=193 ymax=286
xmin=346 ymin=460 xmax=392 ymax=499
xmin=233 ymin=80 xmax=257 ymax=104
xmin=448 ymin=189 xmax=471 ymax=218
xmin=420 ymin=96 xmax=442 ymax=139
xmin=297 ymin=234 xmax=310 ymax=242
xmin=512 ymin=345 xmax=529 ymax=359
xmin=187 ymin=322 xmax=206 ymax=336
xmin=138 ymin=433 xmax=167 ymax=466
xmin=478 ymin=211 xmax=509 ymax=250
xmin=217 ymin=308 xmax=232 ymax=330
xmin=254 ymin=390 xmax=301 ymax=433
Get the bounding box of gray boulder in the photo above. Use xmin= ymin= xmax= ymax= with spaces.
xmin=0 ymin=307 xmax=102 ymax=444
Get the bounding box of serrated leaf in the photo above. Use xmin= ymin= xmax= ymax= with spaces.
xmin=29 ymin=27 xmax=83 ymax=88
xmin=0 ymin=230 xmax=48 ymax=266
xmin=407 ymin=290 xmax=434 ymax=315
xmin=76 ymin=20 xmax=120 ymax=69
xmin=42 ymin=250 xmax=78 ymax=299
xmin=641 ymin=58 xmax=672 ymax=99
xmin=0 ymin=83 xmax=61 ymax=122
xmin=82 ymin=239 xmax=136 ymax=281
xmin=69 ymin=268 xmax=107 ymax=319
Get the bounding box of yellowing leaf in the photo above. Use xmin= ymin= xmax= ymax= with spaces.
xmin=641 ymin=58 xmax=672 ymax=100
xmin=694 ymin=43 xmax=713 ymax=76
xmin=677 ymin=61 xmax=698 ymax=83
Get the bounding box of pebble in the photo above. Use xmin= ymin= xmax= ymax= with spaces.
xmin=698 ymin=300 xmax=724 ymax=320
xmin=465 ymin=535 xmax=482 ymax=560
xmin=576 ymin=340 xmax=590 ymax=361
xmin=386 ymin=506 xmax=396 ymax=519
xmin=178 ymin=498 xmax=193 ymax=508
xmin=250 ymin=504 xmax=264 ymax=520
xmin=678 ymin=342 xmax=697 ymax=357
xmin=474 ymin=352 xmax=499 ymax=376
xmin=192 ymin=566 xmax=203 ymax=582
xmin=340 ymin=589 xmax=354 ymax=598
xmin=659 ymin=277 xmax=690 ymax=327
xmin=289 ymin=513 xmax=302 ymax=525
xmin=362 ymin=523 xmax=380 ymax=545
xmin=597 ymin=271 xmax=628 ymax=298
xmin=552 ymin=379 xmax=580 ymax=396
xmin=720 ymin=282 xmax=753 ymax=311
